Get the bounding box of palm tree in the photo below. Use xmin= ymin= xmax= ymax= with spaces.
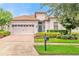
xmin=0 ymin=8 xmax=13 ymax=30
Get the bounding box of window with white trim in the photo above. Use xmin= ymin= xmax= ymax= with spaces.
xmin=54 ymin=22 xmax=58 ymax=30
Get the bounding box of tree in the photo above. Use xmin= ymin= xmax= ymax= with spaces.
xmin=0 ymin=8 xmax=13 ymax=30
xmin=42 ymin=3 xmax=79 ymax=34
xmin=61 ymin=17 xmax=79 ymax=34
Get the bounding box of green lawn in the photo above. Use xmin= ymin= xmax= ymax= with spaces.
xmin=34 ymin=45 xmax=79 ymax=55
xmin=35 ymin=38 xmax=79 ymax=43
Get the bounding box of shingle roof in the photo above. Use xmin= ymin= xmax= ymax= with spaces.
xmin=12 ymin=12 xmax=57 ymax=21
xmin=13 ymin=15 xmax=36 ymax=21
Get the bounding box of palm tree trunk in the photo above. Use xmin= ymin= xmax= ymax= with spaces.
xmin=1 ymin=26 xmax=4 ymax=30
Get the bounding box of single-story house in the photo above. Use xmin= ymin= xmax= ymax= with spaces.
xmin=4 ymin=12 xmax=79 ymax=35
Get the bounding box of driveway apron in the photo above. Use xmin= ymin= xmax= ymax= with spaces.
xmin=0 ymin=34 xmax=38 ymax=56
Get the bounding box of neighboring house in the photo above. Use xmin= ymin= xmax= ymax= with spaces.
xmin=4 ymin=12 xmax=79 ymax=35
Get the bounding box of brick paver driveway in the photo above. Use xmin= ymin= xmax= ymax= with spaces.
xmin=0 ymin=34 xmax=38 ymax=56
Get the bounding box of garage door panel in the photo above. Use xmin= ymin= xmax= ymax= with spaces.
xmin=11 ymin=24 xmax=34 ymax=35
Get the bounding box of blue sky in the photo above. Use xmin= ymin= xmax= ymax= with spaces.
xmin=0 ymin=3 xmax=49 ymax=17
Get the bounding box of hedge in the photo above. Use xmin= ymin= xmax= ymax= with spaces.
xmin=47 ymin=30 xmax=67 ymax=34
xmin=57 ymin=34 xmax=78 ymax=40
xmin=34 ymin=32 xmax=60 ymax=39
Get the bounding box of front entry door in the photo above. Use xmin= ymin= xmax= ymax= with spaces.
xmin=38 ymin=22 xmax=45 ymax=32
xmin=38 ymin=24 xmax=42 ymax=32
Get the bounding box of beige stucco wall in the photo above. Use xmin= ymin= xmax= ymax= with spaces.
xmin=71 ymin=27 xmax=79 ymax=32
xmin=46 ymin=18 xmax=79 ymax=32
xmin=36 ymin=13 xmax=47 ymax=21
xmin=44 ymin=18 xmax=66 ymax=32
xmin=45 ymin=21 xmax=49 ymax=32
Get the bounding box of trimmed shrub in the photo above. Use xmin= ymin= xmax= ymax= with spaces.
xmin=47 ymin=30 xmax=67 ymax=34
xmin=57 ymin=34 xmax=78 ymax=40
xmin=71 ymin=32 xmax=79 ymax=34
xmin=34 ymin=32 xmax=45 ymax=38
xmin=34 ymin=32 xmax=60 ymax=39
xmin=0 ymin=30 xmax=10 ymax=38
xmin=71 ymin=32 xmax=79 ymax=39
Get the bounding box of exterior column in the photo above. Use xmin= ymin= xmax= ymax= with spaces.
xmin=34 ymin=21 xmax=38 ymax=33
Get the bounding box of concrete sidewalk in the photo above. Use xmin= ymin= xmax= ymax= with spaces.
xmin=35 ymin=43 xmax=79 ymax=45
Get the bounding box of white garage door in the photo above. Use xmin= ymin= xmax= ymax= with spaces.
xmin=11 ymin=24 xmax=34 ymax=35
